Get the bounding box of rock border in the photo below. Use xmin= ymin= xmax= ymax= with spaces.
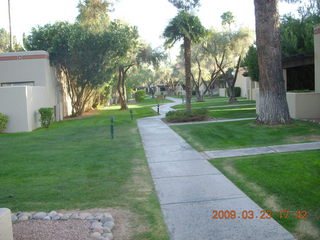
xmin=12 ymin=211 xmax=114 ymax=240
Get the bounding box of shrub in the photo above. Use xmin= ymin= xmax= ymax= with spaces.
xmin=0 ymin=113 xmax=8 ymax=132
xmin=166 ymin=108 xmax=209 ymax=123
xmin=226 ymin=87 xmax=241 ymax=97
xmin=134 ymin=90 xmax=146 ymax=103
xmin=39 ymin=108 xmax=54 ymax=128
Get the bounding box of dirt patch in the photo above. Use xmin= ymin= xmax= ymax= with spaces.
xmin=13 ymin=219 xmax=91 ymax=240
xmin=286 ymin=135 xmax=320 ymax=143
xmin=296 ymin=220 xmax=320 ymax=239
xmin=222 ymin=161 xmax=282 ymax=211
xmin=64 ymin=110 xmax=100 ymax=120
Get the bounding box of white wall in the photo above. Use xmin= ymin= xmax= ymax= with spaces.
xmin=315 ymin=25 xmax=320 ymax=92
xmin=0 ymin=51 xmax=63 ymax=132
xmin=0 ymin=87 xmax=29 ymax=132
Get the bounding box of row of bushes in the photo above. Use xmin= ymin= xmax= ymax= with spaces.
xmin=0 ymin=108 xmax=54 ymax=133
xmin=0 ymin=113 xmax=8 ymax=132
xmin=165 ymin=108 xmax=209 ymax=123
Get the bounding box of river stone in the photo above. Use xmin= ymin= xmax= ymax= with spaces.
xmin=91 ymin=221 xmax=103 ymax=229
xmin=102 ymin=226 xmax=111 ymax=233
xmin=52 ymin=215 xmax=61 ymax=220
xmin=103 ymin=232 xmax=113 ymax=240
xmin=94 ymin=213 xmax=104 ymax=220
xmin=102 ymin=221 xmax=114 ymax=229
xmin=33 ymin=212 xmax=47 ymax=219
xmin=48 ymin=211 xmax=57 ymax=217
xmin=11 ymin=215 xmax=18 ymax=222
xmin=79 ymin=212 xmax=91 ymax=220
xmin=70 ymin=213 xmax=79 ymax=219
xmin=18 ymin=214 xmax=29 ymax=221
xmin=90 ymin=232 xmax=101 ymax=238
xmin=44 ymin=216 xmax=51 ymax=220
xmin=101 ymin=216 xmax=113 ymax=224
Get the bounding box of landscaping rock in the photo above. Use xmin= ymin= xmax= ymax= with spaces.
xmin=91 ymin=221 xmax=103 ymax=229
xmin=18 ymin=214 xmax=29 ymax=221
xmin=33 ymin=212 xmax=47 ymax=219
xmin=90 ymin=232 xmax=101 ymax=238
xmin=52 ymin=215 xmax=61 ymax=220
xmin=48 ymin=211 xmax=57 ymax=217
xmin=101 ymin=216 xmax=113 ymax=224
xmin=103 ymin=232 xmax=113 ymax=240
xmin=44 ymin=216 xmax=51 ymax=220
xmin=11 ymin=215 xmax=18 ymax=222
xmin=102 ymin=221 xmax=114 ymax=230
xmin=70 ymin=213 xmax=79 ymax=219
xmin=79 ymin=212 xmax=91 ymax=220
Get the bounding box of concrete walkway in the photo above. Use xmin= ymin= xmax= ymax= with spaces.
xmin=203 ymin=142 xmax=320 ymax=159
xmin=137 ymin=97 xmax=295 ymax=240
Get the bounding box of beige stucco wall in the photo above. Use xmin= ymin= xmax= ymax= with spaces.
xmin=0 ymin=51 xmax=64 ymax=132
xmin=0 ymin=51 xmax=50 ymax=87
xmin=0 ymin=208 xmax=13 ymax=240
xmin=0 ymin=87 xmax=29 ymax=132
xmin=287 ymin=92 xmax=320 ymax=118
xmin=219 ymin=88 xmax=227 ymax=97
xmin=315 ymin=25 xmax=320 ymax=92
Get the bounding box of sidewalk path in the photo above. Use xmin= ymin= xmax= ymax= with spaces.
xmin=137 ymin=97 xmax=295 ymax=240
xmin=203 ymin=142 xmax=320 ymax=159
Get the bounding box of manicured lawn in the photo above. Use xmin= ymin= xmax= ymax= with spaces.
xmin=107 ymin=96 xmax=173 ymax=110
xmin=0 ymin=107 xmax=168 ymax=240
xmin=171 ymin=120 xmax=320 ymax=151
xmin=210 ymin=150 xmax=320 ymax=240
xmin=208 ymin=106 xmax=256 ymax=119
xmin=172 ymin=96 xmax=255 ymax=109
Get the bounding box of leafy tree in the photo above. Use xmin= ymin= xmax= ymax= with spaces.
xmin=168 ymin=0 xmax=200 ymax=11
xmin=0 ymin=28 xmax=23 ymax=52
xmin=242 ymin=44 xmax=259 ymax=82
xmin=77 ymin=0 xmax=111 ymax=31
xmin=116 ymin=41 xmax=165 ymax=110
xmin=203 ymin=27 xmax=253 ymax=102
xmin=163 ymin=10 xmax=206 ymax=111
xmin=253 ymin=0 xmax=299 ymax=124
xmin=24 ymin=22 xmax=134 ymax=116
xmin=281 ymin=14 xmax=320 ymax=57
xmin=221 ymin=11 xmax=235 ymax=30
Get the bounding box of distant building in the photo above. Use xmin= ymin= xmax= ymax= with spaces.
xmin=0 ymin=51 xmax=70 ymax=133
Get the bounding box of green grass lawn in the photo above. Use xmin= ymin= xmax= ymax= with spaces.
xmin=210 ymin=150 xmax=320 ymax=240
xmin=0 ymin=107 xmax=168 ymax=240
xmin=171 ymin=120 xmax=320 ymax=151
xmin=208 ymin=105 xmax=256 ymax=119
xmin=172 ymin=96 xmax=255 ymax=109
xmin=107 ymin=96 xmax=173 ymax=110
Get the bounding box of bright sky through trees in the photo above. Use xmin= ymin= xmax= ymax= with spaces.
xmin=0 ymin=0 xmax=299 ymax=52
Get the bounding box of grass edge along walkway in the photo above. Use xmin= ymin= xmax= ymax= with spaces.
xmin=138 ymin=97 xmax=295 ymax=240
xmin=210 ymin=150 xmax=320 ymax=240
xmin=0 ymin=107 xmax=169 ymax=240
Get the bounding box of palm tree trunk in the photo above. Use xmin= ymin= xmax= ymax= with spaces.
xmin=8 ymin=0 xmax=13 ymax=51
xmin=254 ymin=0 xmax=291 ymax=124
xmin=184 ymin=36 xmax=192 ymax=112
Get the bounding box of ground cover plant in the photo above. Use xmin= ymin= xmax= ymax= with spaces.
xmin=0 ymin=106 xmax=169 ymax=240
xmin=165 ymin=108 xmax=209 ymax=123
xmin=171 ymin=120 xmax=320 ymax=151
xmin=210 ymin=150 xmax=320 ymax=240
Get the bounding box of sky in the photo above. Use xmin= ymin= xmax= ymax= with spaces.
xmin=0 ymin=0 xmax=300 ymax=57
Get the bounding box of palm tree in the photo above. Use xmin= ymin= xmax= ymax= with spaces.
xmin=254 ymin=0 xmax=298 ymax=124
xmin=163 ymin=11 xmax=206 ymax=111
xmin=8 ymin=0 xmax=13 ymax=51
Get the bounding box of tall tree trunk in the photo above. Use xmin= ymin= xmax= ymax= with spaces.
xmin=117 ymin=67 xmax=128 ymax=110
xmin=184 ymin=37 xmax=192 ymax=112
xmin=254 ymin=0 xmax=291 ymax=124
